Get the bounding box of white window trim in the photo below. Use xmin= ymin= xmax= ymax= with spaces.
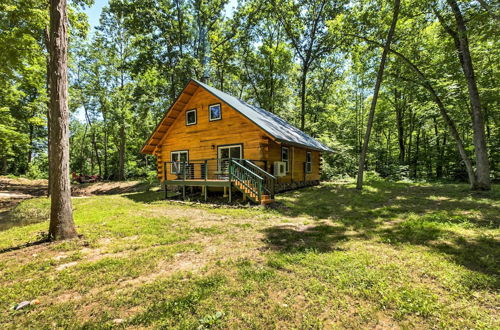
xmin=217 ymin=144 xmax=242 ymax=172
xmin=209 ymin=103 xmax=222 ymax=121
xmin=281 ymin=146 xmax=289 ymax=173
xmin=305 ymin=151 xmax=312 ymax=174
xmin=171 ymin=150 xmax=189 ymax=174
xmin=186 ymin=109 xmax=197 ymax=126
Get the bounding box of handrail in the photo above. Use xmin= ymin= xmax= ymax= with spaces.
xmin=241 ymin=159 xmax=277 ymax=180
xmin=231 ymin=160 xmax=264 ymax=181
xmin=229 ymin=159 xmax=263 ymax=202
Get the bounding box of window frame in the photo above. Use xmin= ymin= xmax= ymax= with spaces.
xmin=281 ymin=146 xmax=290 ymax=173
xmin=170 ymin=150 xmax=189 ymax=174
xmin=185 ymin=109 xmax=197 ymax=126
xmin=305 ymin=151 xmax=312 ymax=174
xmin=217 ymin=144 xmax=243 ymax=172
xmin=208 ymin=103 xmax=222 ymax=121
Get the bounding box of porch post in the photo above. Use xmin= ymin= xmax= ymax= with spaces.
xmin=163 ymin=162 xmax=167 ymax=199
xmin=182 ymin=162 xmax=186 ymax=200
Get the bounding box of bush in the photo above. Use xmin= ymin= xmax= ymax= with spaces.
xmin=26 ymin=157 xmax=48 ymax=179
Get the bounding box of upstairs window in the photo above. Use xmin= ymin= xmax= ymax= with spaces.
xmin=209 ymin=103 xmax=222 ymax=121
xmin=281 ymin=147 xmax=289 ymax=173
xmin=305 ymin=152 xmax=312 ymax=173
xmin=186 ymin=109 xmax=197 ymax=126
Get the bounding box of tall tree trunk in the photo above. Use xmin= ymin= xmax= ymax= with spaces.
xmin=394 ymin=89 xmax=405 ymax=163
xmin=48 ymin=0 xmax=77 ymax=240
xmin=299 ymin=65 xmax=308 ymax=131
xmin=44 ymin=27 xmax=52 ymax=197
xmin=1 ymin=157 xmax=7 ymax=174
xmin=118 ymin=123 xmax=126 ymax=180
xmin=104 ymin=124 xmax=108 ymax=179
xmin=447 ymin=0 xmax=491 ymax=190
xmin=433 ymin=118 xmax=444 ymax=179
xmin=413 ymin=128 xmax=420 ymax=178
xmin=356 ymin=0 xmax=400 ymax=190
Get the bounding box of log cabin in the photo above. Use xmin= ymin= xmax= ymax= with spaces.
xmin=141 ymin=79 xmax=331 ymax=204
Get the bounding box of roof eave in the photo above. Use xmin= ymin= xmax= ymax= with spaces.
xmin=276 ymin=139 xmax=332 ymax=152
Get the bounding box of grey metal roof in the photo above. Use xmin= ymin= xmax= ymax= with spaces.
xmin=193 ymin=79 xmax=332 ymax=152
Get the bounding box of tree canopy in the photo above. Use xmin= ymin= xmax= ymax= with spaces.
xmin=1 ymin=0 xmax=498 ymax=188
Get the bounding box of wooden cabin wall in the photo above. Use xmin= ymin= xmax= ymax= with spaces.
xmin=267 ymin=140 xmax=321 ymax=183
xmin=156 ymin=88 xmax=269 ymax=181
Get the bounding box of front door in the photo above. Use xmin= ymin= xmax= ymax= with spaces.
xmin=217 ymin=144 xmax=242 ymax=172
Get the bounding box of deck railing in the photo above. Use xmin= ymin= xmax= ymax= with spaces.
xmin=229 ymin=159 xmax=264 ymax=201
xmin=234 ymin=159 xmax=276 ymax=199
xmin=162 ymin=158 xmax=275 ymax=203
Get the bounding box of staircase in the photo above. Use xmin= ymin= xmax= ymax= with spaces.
xmin=229 ymin=159 xmax=276 ymax=205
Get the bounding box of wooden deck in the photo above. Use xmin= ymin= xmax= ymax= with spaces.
xmin=163 ymin=159 xmax=276 ymax=204
xmin=165 ymin=179 xmax=230 ymax=187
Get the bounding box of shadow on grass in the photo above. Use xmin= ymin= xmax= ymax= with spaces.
xmin=123 ymin=190 xmax=167 ymax=203
xmin=272 ymin=181 xmax=499 ymax=277
xmin=262 ymin=224 xmax=349 ymax=253
xmin=381 ymin=222 xmax=500 ymax=278
xmin=0 ymin=236 xmax=50 ymax=254
xmin=276 ymin=181 xmax=499 ymax=229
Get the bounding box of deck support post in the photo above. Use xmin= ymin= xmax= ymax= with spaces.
xmin=204 ymin=160 xmax=208 ymax=202
xmin=163 ymin=162 xmax=168 ymax=199
xmin=182 ymin=162 xmax=186 ymax=200
xmin=228 ymin=158 xmax=232 ymax=203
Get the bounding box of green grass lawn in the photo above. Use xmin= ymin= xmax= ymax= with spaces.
xmin=0 ymin=180 xmax=498 ymax=328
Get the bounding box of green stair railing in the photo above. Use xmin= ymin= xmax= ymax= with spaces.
xmin=229 ymin=159 xmax=264 ymax=203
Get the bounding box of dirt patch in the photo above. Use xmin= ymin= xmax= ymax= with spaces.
xmin=72 ymin=181 xmax=150 ymax=196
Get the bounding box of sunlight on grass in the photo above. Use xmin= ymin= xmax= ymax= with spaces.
xmin=0 ymin=181 xmax=498 ymax=328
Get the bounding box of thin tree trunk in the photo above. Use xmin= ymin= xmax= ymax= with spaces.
xmin=104 ymin=124 xmax=108 ymax=179
xmin=356 ymin=0 xmax=400 ymax=190
xmin=1 ymin=157 xmax=7 ymax=174
xmin=48 ymin=0 xmax=77 ymax=240
xmin=44 ymin=27 xmax=52 ymax=197
xmin=413 ymin=128 xmax=420 ymax=178
xmin=447 ymin=0 xmax=491 ymax=190
xmin=118 ymin=123 xmax=126 ymax=180
xmin=395 ymin=89 xmax=405 ymax=163
xmin=27 ymin=122 xmax=34 ymax=173
xmin=300 ymin=66 xmax=308 ymax=131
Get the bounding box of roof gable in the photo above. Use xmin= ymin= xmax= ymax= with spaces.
xmin=141 ymin=79 xmax=332 ymax=154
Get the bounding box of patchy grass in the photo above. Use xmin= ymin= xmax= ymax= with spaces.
xmin=0 ymin=180 xmax=498 ymax=328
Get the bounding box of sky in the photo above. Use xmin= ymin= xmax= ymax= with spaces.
xmin=84 ymin=0 xmax=109 ymax=31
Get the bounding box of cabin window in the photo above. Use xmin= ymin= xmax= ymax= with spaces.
xmin=305 ymin=151 xmax=312 ymax=173
xmin=281 ymin=147 xmax=289 ymax=173
xmin=209 ymin=103 xmax=222 ymax=121
xmin=171 ymin=150 xmax=188 ymax=174
xmin=186 ymin=109 xmax=197 ymax=126
xmin=217 ymin=144 xmax=242 ymax=172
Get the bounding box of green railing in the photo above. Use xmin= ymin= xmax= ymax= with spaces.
xmin=236 ymin=159 xmax=276 ymax=199
xmin=229 ymin=159 xmax=263 ymax=202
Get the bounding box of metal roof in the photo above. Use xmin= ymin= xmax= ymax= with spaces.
xmin=193 ymin=79 xmax=332 ymax=152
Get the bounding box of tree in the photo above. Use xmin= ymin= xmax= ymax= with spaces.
xmin=273 ymin=0 xmax=345 ymax=131
xmin=434 ymin=0 xmax=491 ymax=190
xmin=48 ymin=0 xmax=77 ymax=240
xmin=356 ymin=0 xmax=400 ymax=190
